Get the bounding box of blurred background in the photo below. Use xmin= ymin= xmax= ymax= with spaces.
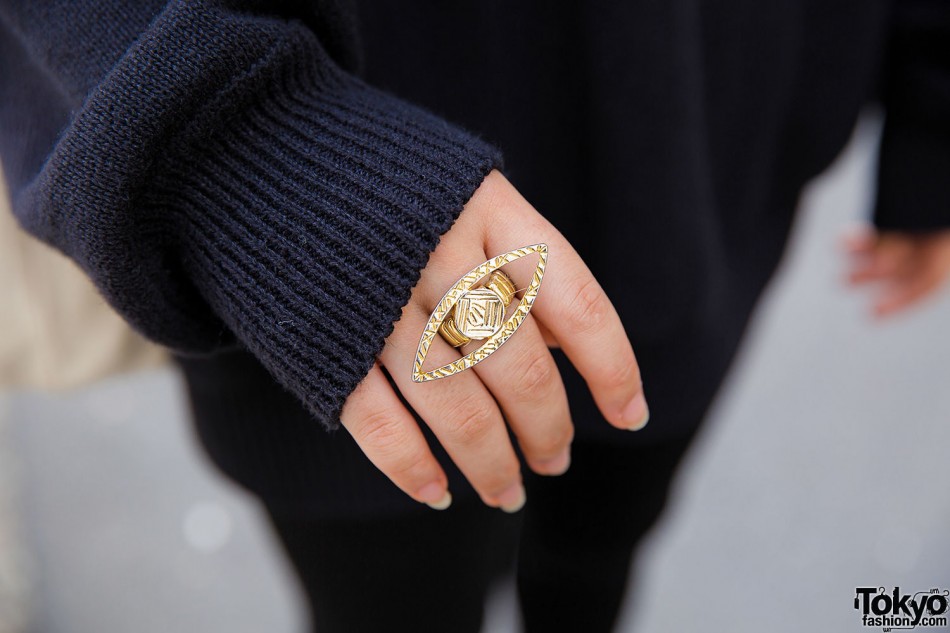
xmin=1 ymin=112 xmax=948 ymax=632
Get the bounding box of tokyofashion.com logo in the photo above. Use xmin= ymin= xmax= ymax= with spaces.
xmin=854 ymin=587 xmax=949 ymax=630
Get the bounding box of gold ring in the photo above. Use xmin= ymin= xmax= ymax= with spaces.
xmin=437 ymin=270 xmax=517 ymax=348
xmin=412 ymin=243 xmax=548 ymax=382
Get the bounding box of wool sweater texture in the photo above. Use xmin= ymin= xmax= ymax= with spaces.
xmin=2 ymin=0 xmax=949 ymax=517
xmin=1 ymin=1 xmax=500 ymax=430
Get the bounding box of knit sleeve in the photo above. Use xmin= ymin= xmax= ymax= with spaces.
xmin=0 ymin=2 xmax=502 ymax=431
xmin=873 ymin=0 xmax=950 ymax=232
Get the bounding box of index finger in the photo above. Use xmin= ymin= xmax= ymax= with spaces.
xmin=481 ymin=187 xmax=649 ymax=431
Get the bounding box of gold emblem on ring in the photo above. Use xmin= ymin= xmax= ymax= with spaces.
xmin=438 ymin=270 xmax=516 ymax=346
xmin=411 ymin=243 xmax=548 ymax=382
xmin=454 ymin=287 xmax=506 ymax=339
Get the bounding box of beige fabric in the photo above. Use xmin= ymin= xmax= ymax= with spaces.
xmin=0 ymin=170 xmax=168 ymax=391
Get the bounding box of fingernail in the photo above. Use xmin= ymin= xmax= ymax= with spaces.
xmin=536 ymin=447 xmax=571 ymax=476
xmin=497 ymin=482 xmax=526 ymax=513
xmin=419 ymin=483 xmax=452 ymax=510
xmin=621 ymin=393 xmax=650 ymax=430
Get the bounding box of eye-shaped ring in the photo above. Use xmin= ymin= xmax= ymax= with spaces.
xmin=411 ymin=243 xmax=548 ymax=382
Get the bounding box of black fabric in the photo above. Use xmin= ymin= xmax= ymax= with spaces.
xmin=516 ymin=431 xmax=698 ymax=632
xmin=267 ymin=496 xmax=518 ymax=633
xmin=264 ymin=433 xmax=697 ymax=633
xmin=355 ymin=0 xmax=899 ymax=448
xmin=876 ymin=0 xmax=950 ymax=230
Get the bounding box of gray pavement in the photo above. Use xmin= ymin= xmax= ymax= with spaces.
xmin=1 ymin=113 xmax=948 ymax=632
xmin=0 ymin=372 xmax=303 ymax=633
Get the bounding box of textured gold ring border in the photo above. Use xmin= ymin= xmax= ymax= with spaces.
xmin=411 ymin=243 xmax=549 ymax=382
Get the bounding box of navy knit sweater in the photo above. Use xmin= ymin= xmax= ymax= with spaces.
xmin=1 ymin=1 xmax=500 ymax=429
xmin=3 ymin=1 xmax=949 ymax=517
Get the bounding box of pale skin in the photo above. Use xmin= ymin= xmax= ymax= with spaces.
xmin=339 ymin=170 xmax=650 ymax=512
xmin=842 ymin=226 xmax=950 ymax=317
xmin=341 ymin=169 xmax=950 ymax=514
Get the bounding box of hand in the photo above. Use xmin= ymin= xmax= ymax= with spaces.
xmin=842 ymin=225 xmax=950 ymax=317
xmin=339 ymin=170 xmax=649 ymax=512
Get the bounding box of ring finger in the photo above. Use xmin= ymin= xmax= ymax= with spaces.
xmin=382 ymin=301 xmax=527 ymax=513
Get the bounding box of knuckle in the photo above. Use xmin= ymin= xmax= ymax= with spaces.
xmin=355 ymin=410 xmax=410 ymax=457
xmin=565 ymin=276 xmax=611 ymax=334
xmin=356 ymin=413 xmax=432 ymax=483
xmin=602 ymin=355 xmax=641 ymax=393
xmin=511 ymin=354 xmax=557 ymax=401
xmin=383 ymin=452 xmax=428 ymax=481
xmin=533 ymin=424 xmax=574 ymax=460
xmin=443 ymin=396 xmax=497 ymax=445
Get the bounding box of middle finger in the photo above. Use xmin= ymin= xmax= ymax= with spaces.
xmin=462 ymin=308 xmax=574 ymax=477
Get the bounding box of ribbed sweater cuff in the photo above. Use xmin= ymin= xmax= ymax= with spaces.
xmin=152 ymin=38 xmax=502 ymax=431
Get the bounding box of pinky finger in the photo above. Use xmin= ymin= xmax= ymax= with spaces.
xmin=873 ymin=275 xmax=941 ymax=317
xmin=340 ymin=363 xmax=453 ymax=510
